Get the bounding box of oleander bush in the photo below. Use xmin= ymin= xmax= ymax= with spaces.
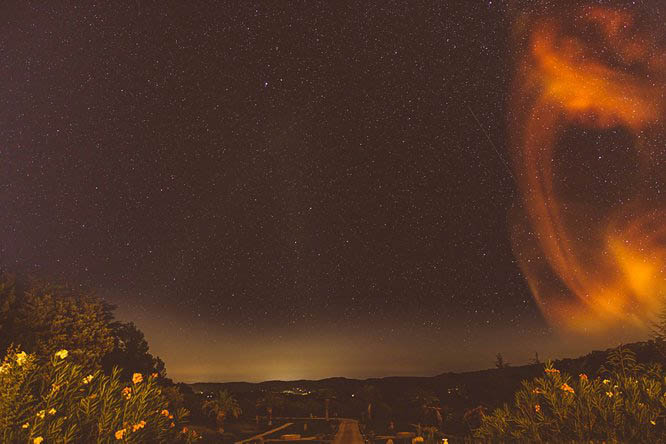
xmin=0 ymin=347 xmax=199 ymax=443
xmin=475 ymin=347 xmax=666 ymax=442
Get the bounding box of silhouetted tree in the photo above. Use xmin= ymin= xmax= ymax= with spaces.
xmin=358 ymin=384 xmax=381 ymax=421
xmin=161 ymin=385 xmax=185 ymax=411
xmin=0 ymin=272 xmax=168 ymax=381
xmin=495 ymin=353 xmax=510 ymax=369
xmin=463 ymin=405 xmax=488 ymax=431
xmin=257 ymin=391 xmax=284 ymax=425
xmin=410 ymin=389 xmax=443 ymax=427
xmin=102 ymin=321 xmax=166 ymax=380
xmin=203 ymin=389 xmax=242 ymax=433
xmin=532 ymin=351 xmax=541 ymax=365
xmin=314 ymin=388 xmax=336 ymax=421
xmin=0 ymin=273 xmax=18 ymax=353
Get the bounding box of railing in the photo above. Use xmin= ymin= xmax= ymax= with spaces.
xmin=235 ymin=422 xmax=293 ymax=444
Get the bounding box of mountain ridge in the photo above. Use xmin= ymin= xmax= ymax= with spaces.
xmin=189 ymin=339 xmax=662 ymax=405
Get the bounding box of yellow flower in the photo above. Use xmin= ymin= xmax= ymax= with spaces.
xmin=651 ymin=420 xmax=656 ymax=426
xmin=606 ymin=391 xmax=613 ymax=398
xmin=36 ymin=410 xmax=45 ymax=419
xmin=560 ymin=383 xmax=575 ymax=394
xmin=132 ymin=420 xmax=146 ymax=432
xmin=115 ymin=428 xmax=126 ymax=440
xmin=603 ymin=379 xmax=610 ymax=384
xmin=54 ymin=349 xmax=68 ymax=359
xmin=132 ymin=373 xmax=143 ymax=384
xmin=82 ymin=375 xmax=94 ymax=384
xmin=122 ymin=386 xmax=132 ymax=400
xmin=21 ymin=422 xmax=29 ymax=429
xmin=161 ymin=409 xmax=170 ymax=417
xmin=0 ymin=363 xmax=8 ymax=374
xmin=33 ymin=437 xmax=44 ymax=444
xmin=16 ymin=351 xmax=27 ymax=366
xmin=48 ymin=408 xmax=56 ymax=415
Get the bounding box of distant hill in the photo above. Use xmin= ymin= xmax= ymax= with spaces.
xmin=189 ymin=340 xmax=664 ymax=409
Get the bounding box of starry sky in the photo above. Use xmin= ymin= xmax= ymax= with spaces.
xmin=1 ymin=1 xmax=660 ymax=382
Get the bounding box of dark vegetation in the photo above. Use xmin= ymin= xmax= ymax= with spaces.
xmin=3 ymin=270 xmax=666 ymax=442
xmin=0 ymin=272 xmax=164 ymax=378
xmin=189 ymin=339 xmax=666 ymax=441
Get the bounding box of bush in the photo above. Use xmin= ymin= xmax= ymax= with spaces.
xmin=476 ymin=347 xmax=666 ymax=442
xmin=1 ymin=276 xmax=116 ymax=368
xmin=0 ymin=273 xmax=166 ymax=379
xmin=0 ymin=347 xmax=200 ymax=443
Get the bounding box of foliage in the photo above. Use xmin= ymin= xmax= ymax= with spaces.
xmin=414 ymin=424 xmax=445 ymax=444
xmin=358 ymin=384 xmax=381 ymax=420
xmin=0 ymin=347 xmax=199 ymax=443
xmin=257 ymin=391 xmax=285 ymax=425
xmin=410 ymin=389 xmax=443 ymax=427
xmin=161 ymin=385 xmax=186 ymax=411
xmin=0 ymin=273 xmax=18 ymax=340
xmin=0 ymin=273 xmax=167 ymax=381
xmin=495 ymin=353 xmax=510 ymax=369
xmin=202 ymin=390 xmax=241 ymax=433
xmin=0 ymin=275 xmax=115 ymax=368
xmin=652 ymin=297 xmax=666 ymax=364
xmin=102 ymin=321 xmax=166 ymax=380
xmin=463 ymin=405 xmax=487 ymax=431
xmin=476 ymin=348 xmax=666 ymax=442
xmin=313 ymin=388 xmax=337 ymax=418
xmin=257 ymin=391 xmax=284 ymax=413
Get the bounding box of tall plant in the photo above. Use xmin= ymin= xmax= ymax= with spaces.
xmin=0 ymin=347 xmax=198 ymax=443
xmin=202 ymin=389 xmax=241 ymax=433
xmin=476 ymin=349 xmax=665 ymax=442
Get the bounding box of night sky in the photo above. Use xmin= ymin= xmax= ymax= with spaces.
xmin=1 ymin=1 xmax=662 ymax=382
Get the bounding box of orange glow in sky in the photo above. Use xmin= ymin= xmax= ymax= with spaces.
xmin=510 ymin=6 xmax=665 ymax=332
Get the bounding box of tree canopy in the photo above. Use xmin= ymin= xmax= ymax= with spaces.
xmin=102 ymin=321 xmax=166 ymax=380
xmin=0 ymin=272 xmax=166 ymax=379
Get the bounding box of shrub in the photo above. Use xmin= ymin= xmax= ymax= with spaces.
xmin=6 ymin=278 xmax=116 ymax=368
xmin=0 ymin=273 xmax=165 ymax=379
xmin=0 ymin=347 xmax=199 ymax=443
xmin=475 ymin=347 xmax=666 ymax=442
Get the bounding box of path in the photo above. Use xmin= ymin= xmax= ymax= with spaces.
xmin=333 ymin=419 xmax=363 ymax=444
